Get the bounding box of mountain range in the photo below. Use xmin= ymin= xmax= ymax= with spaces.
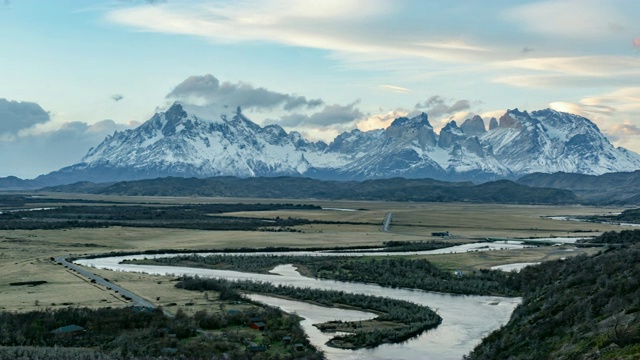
xmin=2 ymin=102 xmax=640 ymax=188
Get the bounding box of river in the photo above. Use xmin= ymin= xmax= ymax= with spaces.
xmin=76 ymin=248 xmax=523 ymax=360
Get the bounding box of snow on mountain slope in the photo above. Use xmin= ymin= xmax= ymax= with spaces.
xmin=81 ymin=103 xmax=324 ymax=178
xmin=43 ymin=104 xmax=640 ymax=185
xmin=480 ymin=109 xmax=640 ymax=175
xmin=324 ymin=113 xmax=510 ymax=180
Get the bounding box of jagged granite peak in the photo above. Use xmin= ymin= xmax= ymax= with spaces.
xmin=386 ymin=112 xmax=437 ymax=148
xmin=29 ymin=104 xmax=640 ymax=187
xmin=438 ymin=120 xmax=466 ymax=149
xmin=498 ymin=111 xmax=524 ymax=129
xmin=389 ymin=112 xmax=431 ymax=128
xmin=460 ymin=115 xmax=486 ymax=136
xmin=480 ymin=108 xmax=640 ymax=175
xmin=488 ymin=117 xmax=499 ymax=130
xmin=78 ymin=102 xmax=322 ymax=181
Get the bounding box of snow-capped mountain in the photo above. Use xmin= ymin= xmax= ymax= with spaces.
xmin=37 ymin=103 xmax=640 ymax=185
xmin=79 ymin=103 xmax=328 ymax=178
xmin=318 ymin=113 xmax=510 ymax=180
xmin=480 ymin=108 xmax=640 ymax=175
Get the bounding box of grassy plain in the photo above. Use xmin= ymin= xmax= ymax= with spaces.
xmin=0 ymin=192 xmax=631 ymax=313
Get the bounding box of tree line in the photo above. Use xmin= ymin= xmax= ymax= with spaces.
xmin=0 ymin=305 xmax=321 ymax=359
xmin=139 ymin=253 xmax=520 ymax=296
xmin=176 ymin=276 xmax=442 ymax=349
xmin=466 ymin=233 xmax=640 ymax=359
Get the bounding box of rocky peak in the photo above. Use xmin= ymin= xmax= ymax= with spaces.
xmin=488 ymin=117 xmax=499 ymax=130
xmin=460 ymin=115 xmax=486 ymax=136
xmin=499 ymin=111 xmax=524 ymax=129
xmin=386 ymin=113 xmax=437 ymax=147
xmin=389 ymin=112 xmax=430 ymax=129
xmin=161 ymin=103 xmax=188 ymax=136
xmin=438 ymin=120 xmax=466 ymax=149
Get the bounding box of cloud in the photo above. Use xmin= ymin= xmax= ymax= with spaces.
xmin=379 ymin=85 xmax=410 ymax=94
xmin=415 ymin=96 xmax=471 ymax=119
xmin=118 ymin=0 xmax=167 ymax=4
xmin=111 ymin=94 xmax=124 ymax=102
xmin=549 ymin=87 xmax=640 ymax=152
xmin=105 ymin=0 xmax=640 ymax=98
xmin=0 ymin=98 xmax=137 ymax=178
xmin=606 ymin=123 xmax=640 ymax=143
xmin=0 ymin=119 xmax=133 ymax=178
xmin=166 ymin=74 xmax=323 ymax=111
xmin=0 ymin=98 xmax=50 ymax=135
xmin=106 ymin=1 xmax=495 ymax=67
xmin=504 ymin=0 xmax=629 ymax=38
xmin=356 ymin=109 xmax=409 ymax=132
xmin=276 ymin=101 xmax=363 ymax=127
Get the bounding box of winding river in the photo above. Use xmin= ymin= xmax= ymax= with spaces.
xmin=75 ymin=244 xmax=526 ymax=360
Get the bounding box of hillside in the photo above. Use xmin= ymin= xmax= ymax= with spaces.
xmin=41 ymin=176 xmax=579 ymax=204
xmin=518 ymin=171 xmax=640 ymax=204
xmin=466 ymin=230 xmax=640 ymax=359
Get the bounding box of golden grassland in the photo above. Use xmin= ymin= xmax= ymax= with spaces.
xmin=0 ymin=193 xmax=631 ymax=312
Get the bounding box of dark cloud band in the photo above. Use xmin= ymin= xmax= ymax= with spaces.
xmin=415 ymin=96 xmax=470 ymax=118
xmin=0 ymin=98 xmax=50 ymax=134
xmin=167 ymin=74 xmax=323 ymax=111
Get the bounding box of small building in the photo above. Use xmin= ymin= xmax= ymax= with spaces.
xmin=294 ymin=343 xmax=305 ymax=351
xmin=249 ymin=322 xmax=266 ymax=331
xmin=282 ymin=335 xmax=292 ymax=343
xmin=227 ymin=309 xmax=240 ymax=315
xmin=50 ymin=324 xmax=85 ymax=335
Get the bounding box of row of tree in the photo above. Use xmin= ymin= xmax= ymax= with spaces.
xmin=176 ymin=276 xmax=442 ymax=349
xmin=0 ymin=305 xmax=321 ymax=359
xmin=143 ymin=253 xmax=520 ymax=296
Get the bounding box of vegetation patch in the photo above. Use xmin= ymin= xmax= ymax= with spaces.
xmin=465 ymin=231 xmax=640 ymax=359
xmin=176 ymin=276 xmax=442 ymax=349
xmin=0 ymin=305 xmax=321 ymax=359
xmin=133 ymin=251 xmax=520 ymax=296
xmin=0 ymin=203 xmax=340 ymax=231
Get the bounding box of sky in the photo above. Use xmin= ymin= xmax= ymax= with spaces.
xmin=1 ymin=0 xmax=639 ymax=178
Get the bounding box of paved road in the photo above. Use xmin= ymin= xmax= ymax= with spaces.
xmin=381 ymin=212 xmax=392 ymax=232
xmin=54 ymin=255 xmax=156 ymax=309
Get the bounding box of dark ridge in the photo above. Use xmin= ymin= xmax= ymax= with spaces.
xmin=517 ymin=170 xmax=640 ymax=204
xmin=40 ymin=176 xmax=578 ymax=205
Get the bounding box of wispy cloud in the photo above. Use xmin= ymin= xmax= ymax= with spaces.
xmin=504 ymin=0 xmax=630 ymax=38
xmin=379 ymin=85 xmax=410 ymax=94
xmin=550 ymin=87 xmax=640 ymax=152
xmin=106 ymin=0 xmax=497 ymax=67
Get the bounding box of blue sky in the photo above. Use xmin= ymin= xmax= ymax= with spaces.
xmin=1 ymin=0 xmax=639 ymax=178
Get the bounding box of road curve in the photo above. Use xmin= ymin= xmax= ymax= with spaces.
xmin=54 ymin=255 xmax=156 ymax=309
